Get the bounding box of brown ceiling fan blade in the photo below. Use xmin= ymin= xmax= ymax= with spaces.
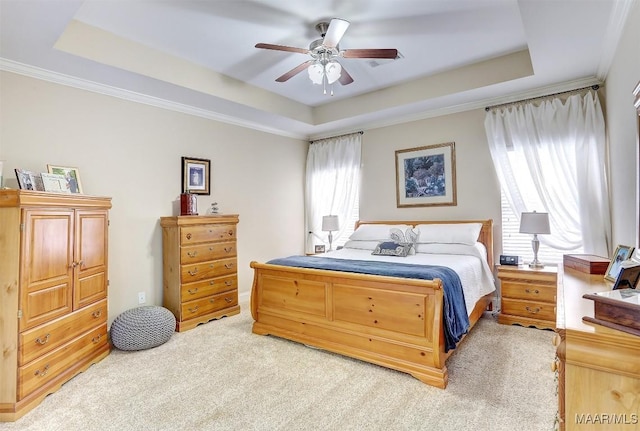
xmin=255 ymin=43 xmax=308 ymax=55
xmin=339 ymin=66 xmax=354 ymax=86
xmin=342 ymin=49 xmax=398 ymax=59
xmin=323 ymin=18 xmax=350 ymax=48
xmin=275 ymin=60 xmax=313 ymax=82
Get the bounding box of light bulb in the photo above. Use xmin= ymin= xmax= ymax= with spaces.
xmin=307 ymin=63 xmax=324 ymax=85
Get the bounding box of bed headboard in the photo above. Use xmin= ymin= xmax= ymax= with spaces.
xmin=354 ymin=219 xmax=494 ymax=268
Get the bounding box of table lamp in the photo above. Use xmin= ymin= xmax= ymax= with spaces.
xmin=322 ymin=215 xmax=339 ymax=251
xmin=519 ymin=211 xmax=550 ymax=268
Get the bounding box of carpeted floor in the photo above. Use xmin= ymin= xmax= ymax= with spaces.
xmin=1 ymin=305 xmax=557 ymax=431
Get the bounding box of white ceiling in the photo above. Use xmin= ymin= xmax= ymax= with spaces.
xmin=0 ymin=0 xmax=634 ymax=140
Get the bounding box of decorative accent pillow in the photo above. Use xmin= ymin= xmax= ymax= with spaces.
xmin=389 ymin=227 xmax=419 ymax=254
xmin=371 ymin=241 xmax=413 ymax=257
xmin=415 ymin=223 xmax=482 ymax=245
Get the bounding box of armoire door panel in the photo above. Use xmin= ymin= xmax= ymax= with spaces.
xmin=22 ymin=211 xmax=73 ymax=285
xmin=76 ymin=212 xmax=107 ymax=271
xmin=75 ymin=272 xmax=107 ymax=309
xmin=21 ymin=283 xmax=72 ymax=331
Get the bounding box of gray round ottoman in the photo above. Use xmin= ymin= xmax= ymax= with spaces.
xmin=110 ymin=306 xmax=176 ymax=351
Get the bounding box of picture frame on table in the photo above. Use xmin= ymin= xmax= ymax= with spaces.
xmin=41 ymin=173 xmax=71 ymax=193
xmin=182 ymin=156 xmax=210 ymax=195
xmin=15 ymin=169 xmax=45 ymax=191
xmin=604 ymin=244 xmax=635 ymax=282
xmin=314 ymin=244 xmax=326 ymax=254
xmin=47 ymin=165 xmax=83 ymax=194
xmin=395 ymin=142 xmax=457 ymax=208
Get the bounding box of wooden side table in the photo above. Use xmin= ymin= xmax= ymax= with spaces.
xmin=497 ymin=265 xmax=558 ymax=330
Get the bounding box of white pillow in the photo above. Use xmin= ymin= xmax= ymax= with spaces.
xmin=349 ymin=224 xmax=411 ymax=241
xmin=415 ymin=223 xmax=482 ymax=245
xmin=415 ymin=242 xmax=485 ymax=257
xmin=342 ymin=240 xmax=381 ymax=251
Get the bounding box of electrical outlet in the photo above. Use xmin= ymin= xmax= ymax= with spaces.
xmin=138 ymin=292 xmax=146 ymax=304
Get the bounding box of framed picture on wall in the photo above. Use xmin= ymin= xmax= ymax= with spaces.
xmin=181 ymin=156 xmax=210 ymax=195
xmin=395 ymin=142 xmax=457 ymax=208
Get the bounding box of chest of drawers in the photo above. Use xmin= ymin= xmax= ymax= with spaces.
xmin=161 ymin=215 xmax=240 ymax=332
xmin=497 ymin=265 xmax=558 ymax=330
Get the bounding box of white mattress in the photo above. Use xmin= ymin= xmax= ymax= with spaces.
xmin=322 ymin=244 xmax=496 ymax=316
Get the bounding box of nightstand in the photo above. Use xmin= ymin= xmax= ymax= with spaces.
xmin=497 ymin=265 xmax=558 ymax=330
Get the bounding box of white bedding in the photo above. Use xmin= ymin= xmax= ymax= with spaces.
xmin=322 ymin=243 xmax=495 ymax=316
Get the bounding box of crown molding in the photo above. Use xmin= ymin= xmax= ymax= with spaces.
xmin=596 ymin=0 xmax=635 ymax=80
xmin=0 ymin=58 xmax=307 ymax=140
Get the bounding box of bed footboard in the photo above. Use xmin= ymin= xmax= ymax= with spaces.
xmin=250 ymin=261 xmax=457 ymax=388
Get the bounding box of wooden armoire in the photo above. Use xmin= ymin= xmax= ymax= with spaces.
xmin=0 ymin=190 xmax=111 ymax=421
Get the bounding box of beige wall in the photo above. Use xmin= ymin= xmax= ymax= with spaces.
xmin=604 ymin=0 xmax=640 ymax=249
xmin=360 ymin=109 xmax=502 ymax=261
xmin=0 ymin=71 xmax=308 ymax=323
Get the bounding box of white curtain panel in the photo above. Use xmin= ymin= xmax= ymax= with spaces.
xmin=485 ymin=90 xmax=611 ymax=257
xmin=305 ymin=133 xmax=362 ymax=253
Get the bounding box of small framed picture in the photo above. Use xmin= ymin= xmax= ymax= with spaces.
xmin=15 ymin=169 xmax=35 ymax=190
xmin=612 ymin=262 xmax=640 ymax=290
xmin=47 ymin=165 xmax=83 ymax=193
xmin=41 ymin=173 xmax=71 ymax=193
xmin=182 ymin=157 xmax=210 ymax=195
xmin=605 ymin=244 xmax=635 ymax=282
xmin=314 ymin=244 xmax=326 ymax=254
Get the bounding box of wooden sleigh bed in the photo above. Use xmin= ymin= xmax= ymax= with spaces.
xmin=250 ymin=219 xmax=494 ymax=389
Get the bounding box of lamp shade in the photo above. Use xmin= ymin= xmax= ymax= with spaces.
xmin=519 ymin=211 xmax=550 ymax=234
xmin=322 ymin=215 xmax=339 ymax=232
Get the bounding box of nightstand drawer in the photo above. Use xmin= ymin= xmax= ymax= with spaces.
xmin=497 ymin=269 xmax=557 ymax=285
xmin=501 ymin=281 xmax=556 ymax=303
xmin=501 ymin=298 xmax=556 ymax=321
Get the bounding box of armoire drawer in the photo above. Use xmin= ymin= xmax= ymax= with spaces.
xmin=180 ymin=275 xmax=237 ymax=301
xmin=19 ymin=299 xmax=107 ymax=366
xmin=180 ymin=224 xmax=236 ymax=245
xmin=180 ymin=241 xmax=236 ymax=264
xmin=180 ymin=258 xmax=237 ymax=282
xmin=18 ymin=325 xmax=108 ymax=400
xmin=181 ymin=290 xmax=238 ymax=320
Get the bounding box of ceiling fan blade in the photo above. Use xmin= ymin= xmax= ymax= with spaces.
xmin=275 ymin=60 xmax=313 ymax=82
xmin=255 ymin=43 xmax=308 ymax=55
xmin=338 ymin=66 xmax=354 ymax=86
xmin=342 ymin=49 xmax=398 ymax=59
xmin=323 ymin=18 xmax=350 ymax=48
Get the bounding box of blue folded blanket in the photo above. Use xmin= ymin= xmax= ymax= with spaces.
xmin=266 ymin=255 xmax=470 ymax=352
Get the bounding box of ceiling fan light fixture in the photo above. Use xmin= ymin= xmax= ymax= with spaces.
xmin=308 ymin=62 xmax=325 ymax=85
xmin=325 ymin=61 xmax=342 ymax=84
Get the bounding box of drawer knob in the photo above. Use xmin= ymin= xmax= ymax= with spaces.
xmin=92 ymin=310 xmax=102 ymax=318
xmin=186 ymin=233 xmax=192 ymax=240
xmin=188 ymin=288 xmax=199 ymax=295
xmin=225 ymin=263 xmax=234 ymax=269
xmin=188 ymin=268 xmax=198 ymax=276
xmin=225 ymin=280 xmax=232 ymax=286
xmin=34 ymin=364 xmax=50 ymax=377
xmin=209 ymin=298 xmax=216 ymax=303
xmin=209 ymin=281 xmax=215 ymax=285
xmin=92 ymin=334 xmax=102 ymax=344
xmin=188 ymin=306 xmax=199 ymax=314
xmin=224 ymin=247 xmax=233 ymax=253
xmin=525 ymin=289 xmax=540 ymax=294
xmin=35 ymin=333 xmax=50 ymax=345
xmin=187 ymin=251 xmax=198 ymax=258
xmin=525 ymin=306 xmax=541 ymax=314
xmin=224 ymin=297 xmax=233 ymax=303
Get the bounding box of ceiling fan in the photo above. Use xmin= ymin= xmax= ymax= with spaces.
xmin=255 ymin=18 xmax=398 ymax=95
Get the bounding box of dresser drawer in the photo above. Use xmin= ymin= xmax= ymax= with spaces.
xmin=180 ymin=258 xmax=237 ymax=282
xmin=498 ymin=269 xmax=556 ymax=285
xmin=180 ymin=224 xmax=236 ymax=245
xmin=181 ymin=275 xmax=237 ymax=301
xmin=180 ymin=241 xmax=236 ymax=264
xmin=18 ymin=324 xmax=108 ymax=400
xmin=501 ymin=281 xmax=556 ymax=303
xmin=19 ymin=299 xmax=107 ymax=366
xmin=501 ymin=298 xmax=556 ymax=321
xmin=181 ymin=290 xmax=238 ymax=320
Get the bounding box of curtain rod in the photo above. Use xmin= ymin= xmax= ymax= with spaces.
xmin=310 ymin=130 xmax=363 ymax=144
xmin=485 ymin=84 xmax=600 ymax=112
